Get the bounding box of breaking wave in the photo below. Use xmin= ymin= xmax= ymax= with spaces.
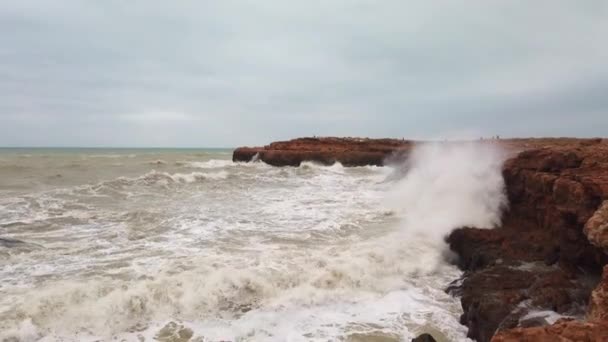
xmin=0 ymin=144 xmax=508 ymax=341
xmin=390 ymin=142 xmax=507 ymax=236
xmin=90 ymin=170 xmax=230 ymax=191
xmin=180 ymin=159 xmax=235 ymax=169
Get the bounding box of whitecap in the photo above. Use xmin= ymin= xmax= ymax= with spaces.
xmin=181 ymin=159 xmax=233 ymax=169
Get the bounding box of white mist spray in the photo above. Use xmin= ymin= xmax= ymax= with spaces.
xmin=384 ymin=141 xmax=508 ymax=271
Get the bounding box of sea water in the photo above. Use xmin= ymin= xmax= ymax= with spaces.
xmin=0 ymin=144 xmax=505 ymax=341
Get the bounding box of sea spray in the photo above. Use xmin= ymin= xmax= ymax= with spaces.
xmin=0 ymin=148 xmax=478 ymax=341
xmin=393 ymin=141 xmax=507 ymax=233
xmin=383 ymin=141 xmax=508 ymax=272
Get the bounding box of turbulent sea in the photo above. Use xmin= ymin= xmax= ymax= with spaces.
xmin=0 ymin=146 xmax=507 ymax=341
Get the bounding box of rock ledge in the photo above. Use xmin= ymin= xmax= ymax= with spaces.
xmin=233 ymin=137 xmax=412 ymax=166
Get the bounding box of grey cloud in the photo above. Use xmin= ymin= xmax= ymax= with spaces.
xmin=1 ymin=0 xmax=607 ymax=147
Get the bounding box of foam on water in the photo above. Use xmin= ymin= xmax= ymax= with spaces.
xmin=182 ymin=159 xmax=239 ymax=169
xmin=520 ymin=310 xmax=570 ymax=325
xmin=2 ymin=232 xmax=467 ymax=341
xmin=0 ymin=145 xmax=504 ymax=341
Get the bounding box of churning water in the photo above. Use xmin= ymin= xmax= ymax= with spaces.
xmin=0 ymin=144 xmax=506 ymax=341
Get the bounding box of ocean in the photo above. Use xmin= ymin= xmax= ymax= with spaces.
xmin=0 ymin=145 xmax=505 ymax=341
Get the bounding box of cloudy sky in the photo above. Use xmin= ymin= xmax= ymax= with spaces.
xmin=1 ymin=1 xmax=607 ymax=147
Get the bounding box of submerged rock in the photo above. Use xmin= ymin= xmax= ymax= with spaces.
xmin=411 ymin=333 xmax=437 ymax=342
xmin=154 ymin=322 xmax=194 ymax=342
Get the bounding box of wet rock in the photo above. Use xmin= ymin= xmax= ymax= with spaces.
xmin=411 ymin=333 xmax=437 ymax=342
xmin=492 ymin=319 xmax=608 ymax=342
xmin=588 ymin=265 xmax=608 ymax=321
xmin=448 ymin=265 xmax=589 ymax=342
xmin=232 ymin=147 xmax=262 ymax=163
xmin=447 ymin=228 xmax=505 ymax=271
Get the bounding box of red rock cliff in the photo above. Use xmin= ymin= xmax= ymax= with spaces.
xmin=233 ymin=137 xmax=593 ymax=167
xmin=233 ymin=137 xmax=412 ymax=166
xmin=447 ymin=139 xmax=608 ymax=341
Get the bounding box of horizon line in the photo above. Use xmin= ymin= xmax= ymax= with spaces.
xmin=0 ymin=146 xmax=235 ymax=150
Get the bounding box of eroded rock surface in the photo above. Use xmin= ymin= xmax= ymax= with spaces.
xmin=585 ymin=201 xmax=608 ymax=252
xmin=589 ymin=265 xmax=608 ymax=322
xmin=447 ymin=140 xmax=608 ymax=341
xmin=492 ymin=319 xmax=608 ymax=342
xmin=233 ymin=137 xmax=603 ymax=167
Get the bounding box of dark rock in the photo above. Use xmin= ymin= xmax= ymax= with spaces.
xmin=589 ymin=265 xmax=608 ymax=321
xmin=411 ymin=333 xmax=436 ymax=342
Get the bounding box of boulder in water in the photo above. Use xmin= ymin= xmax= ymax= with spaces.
xmin=411 ymin=333 xmax=437 ymax=342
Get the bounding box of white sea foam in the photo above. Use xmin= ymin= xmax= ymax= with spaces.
xmin=182 ymin=159 xmax=235 ymax=169
xmin=390 ymin=142 xmax=507 ymax=231
xmin=1 ymin=232 xmax=467 ymax=341
xmin=0 ymin=147 xmax=500 ymax=341
xmin=155 ymin=170 xmax=229 ymax=183
xmin=90 ymin=170 xmax=230 ymax=190
xmin=381 ymin=142 xmax=507 ymax=273
xmin=521 ymin=310 xmax=570 ymax=325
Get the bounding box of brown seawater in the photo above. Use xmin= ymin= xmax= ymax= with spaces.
xmin=0 ymin=147 xmax=475 ymax=341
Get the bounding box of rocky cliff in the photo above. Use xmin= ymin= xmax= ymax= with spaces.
xmin=233 ymin=137 xmax=412 ymax=166
xmin=233 ymin=137 xmax=595 ymax=167
xmin=447 ymin=139 xmax=608 ymax=341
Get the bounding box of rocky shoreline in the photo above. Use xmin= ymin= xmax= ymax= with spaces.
xmin=233 ymin=137 xmax=608 ymax=341
xmin=233 ymin=137 xmax=412 ymax=166
xmin=448 ymin=139 xmax=608 ymax=341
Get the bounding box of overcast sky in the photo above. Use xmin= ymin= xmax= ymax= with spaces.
xmin=1 ymin=1 xmax=607 ymax=147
